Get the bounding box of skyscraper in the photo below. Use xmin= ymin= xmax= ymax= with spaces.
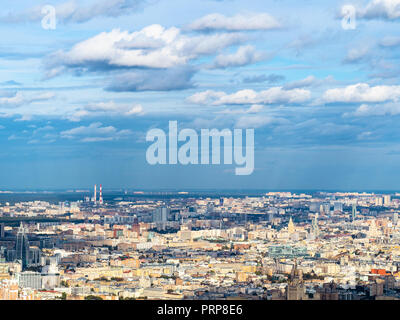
xmin=351 ymin=203 xmax=357 ymax=222
xmin=384 ymin=195 xmax=391 ymax=206
xmin=312 ymin=213 xmax=319 ymax=238
xmin=286 ymin=262 xmax=305 ymax=300
xmin=15 ymin=223 xmax=30 ymax=270
xmin=323 ymin=203 xmax=331 ymax=215
xmin=0 ymin=223 xmax=4 ymax=238
xmin=153 ymin=207 xmax=169 ymax=223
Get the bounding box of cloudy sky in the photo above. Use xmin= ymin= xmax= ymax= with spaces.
xmin=1 ymin=0 xmax=400 ymax=190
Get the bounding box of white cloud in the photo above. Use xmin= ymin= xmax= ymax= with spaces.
xmin=189 ymin=87 xmax=311 ymax=106
xmin=189 ymin=13 xmax=281 ymax=31
xmin=186 ymin=90 xmax=226 ymax=105
xmin=0 ymin=92 xmax=25 ymax=107
xmin=211 ymin=45 xmax=265 ymax=68
xmin=46 ymin=25 xmax=246 ymax=75
xmin=14 ymin=114 xmax=33 ymax=122
xmin=322 ymin=83 xmax=400 ymax=103
xmin=380 ymin=35 xmax=400 ymax=47
xmin=84 ymin=101 xmax=143 ymax=115
xmin=247 ymin=104 xmax=263 ymax=113
xmin=8 ymin=134 xmax=18 ymax=141
xmin=33 ymin=125 xmax=54 ymax=135
xmin=60 ymin=122 xmax=132 ymax=142
xmin=343 ymin=46 xmax=370 ymax=63
xmin=359 ymin=0 xmax=400 ymax=20
xmin=357 ymin=131 xmax=374 ymax=140
xmin=67 ymin=101 xmax=143 ymax=121
xmin=346 ymin=103 xmax=400 ymax=117
xmin=0 ymin=92 xmax=54 ymax=108
xmin=125 ymin=105 xmax=144 ymax=115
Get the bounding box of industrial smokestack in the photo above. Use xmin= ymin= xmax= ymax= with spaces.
xmin=99 ymin=184 xmax=103 ymax=205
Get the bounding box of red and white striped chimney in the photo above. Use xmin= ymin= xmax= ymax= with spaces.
xmin=99 ymin=184 xmax=103 ymax=205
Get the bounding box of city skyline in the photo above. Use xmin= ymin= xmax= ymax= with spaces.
xmin=1 ymin=189 xmax=400 ymax=300
xmin=1 ymin=0 xmax=400 ymax=190
xmin=4 ymin=0 xmax=400 ymax=305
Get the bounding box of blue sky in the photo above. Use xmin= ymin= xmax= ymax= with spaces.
xmin=1 ymin=0 xmax=400 ymax=190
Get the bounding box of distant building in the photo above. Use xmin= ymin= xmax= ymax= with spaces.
xmin=16 ymin=271 xmax=41 ymax=290
xmin=334 ymin=202 xmax=343 ymax=212
xmin=312 ymin=213 xmax=319 ymax=238
xmin=323 ymin=203 xmax=331 ymax=215
xmin=383 ymin=195 xmax=391 ymax=206
xmin=153 ymin=207 xmax=169 ymax=223
xmin=268 ymin=245 xmax=308 ymax=259
xmin=15 ymin=224 xmax=30 ymax=270
xmin=288 ymin=218 xmax=295 ymax=234
xmin=286 ymin=263 xmax=305 ymax=300
xmin=375 ymin=197 xmax=383 ymax=206
xmin=317 ymin=282 xmax=339 ymax=300
xmin=153 ymin=207 xmax=170 ymax=230
xmin=351 ymin=203 xmax=357 ymax=222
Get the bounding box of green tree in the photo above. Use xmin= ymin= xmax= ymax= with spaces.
xmin=85 ymin=295 xmax=103 ymax=300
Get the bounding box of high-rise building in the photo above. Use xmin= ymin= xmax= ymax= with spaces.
xmin=394 ymin=212 xmax=399 ymax=226
xmin=132 ymin=215 xmax=140 ymax=236
xmin=334 ymin=202 xmax=343 ymax=212
xmin=0 ymin=223 xmax=4 ymax=238
xmin=369 ymin=219 xmax=379 ymax=237
xmin=375 ymin=197 xmax=383 ymax=206
xmin=323 ymin=203 xmax=331 ymax=215
xmin=16 ymin=271 xmax=41 ymax=290
xmin=286 ymin=263 xmax=305 ymax=300
xmin=309 ymin=202 xmax=320 ymax=212
xmin=384 ymin=195 xmax=391 ymax=206
xmin=351 ymin=203 xmax=357 ymax=222
xmin=312 ymin=213 xmax=319 ymax=238
xmin=15 ymin=223 xmax=30 ymax=270
xmin=153 ymin=207 xmax=169 ymax=223
xmin=152 ymin=207 xmax=170 ymax=231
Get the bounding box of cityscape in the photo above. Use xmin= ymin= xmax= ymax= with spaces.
xmin=2 ymin=0 xmax=400 ymax=308
xmin=0 ymin=188 xmax=400 ymax=300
